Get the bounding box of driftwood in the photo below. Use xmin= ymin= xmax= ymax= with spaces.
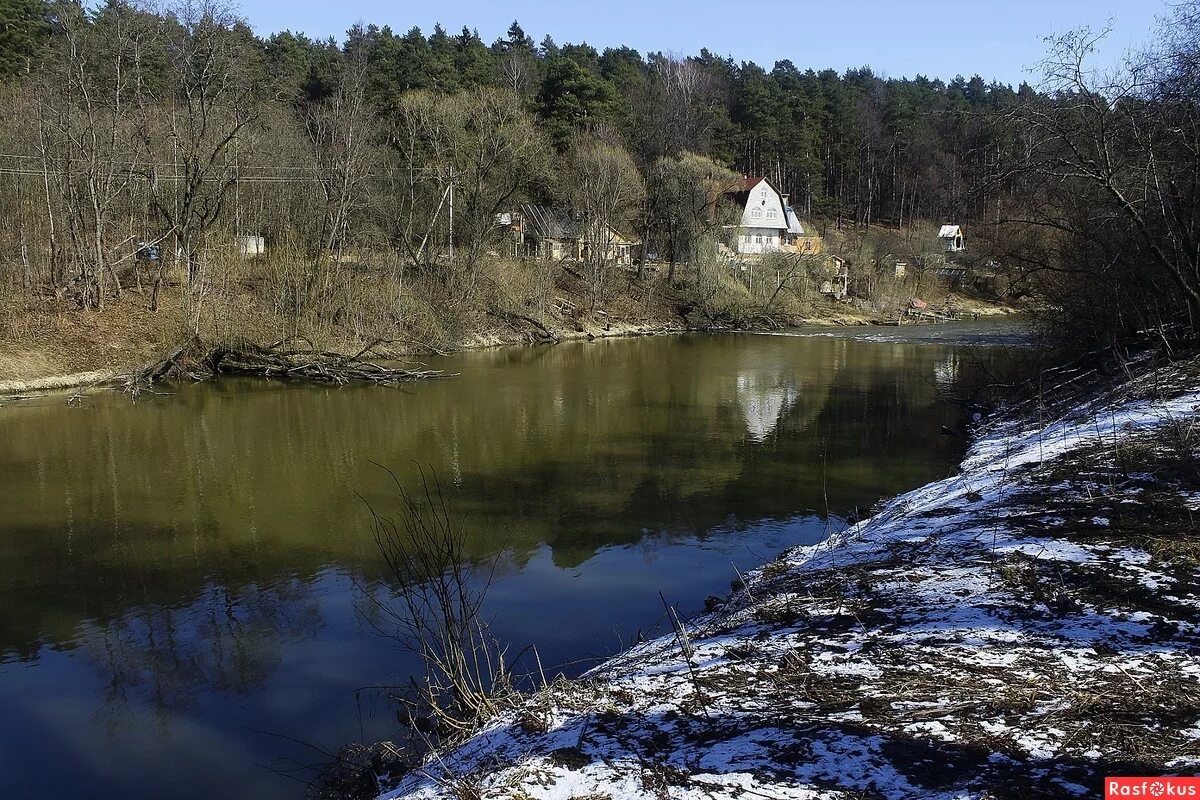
xmin=210 ymin=344 xmax=447 ymax=385
xmin=486 ymin=310 xmax=559 ymax=344
xmin=122 ymin=336 xmax=212 ymax=394
xmin=123 ymin=337 xmax=449 ymax=395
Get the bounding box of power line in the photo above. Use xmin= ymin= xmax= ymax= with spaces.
xmin=0 ymin=153 xmax=453 ymax=182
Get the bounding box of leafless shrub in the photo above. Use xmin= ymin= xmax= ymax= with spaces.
xmin=363 ymin=467 xmax=514 ymax=741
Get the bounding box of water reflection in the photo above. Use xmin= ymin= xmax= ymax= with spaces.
xmin=82 ymin=578 xmax=324 ymax=723
xmin=0 ymin=331 xmax=995 ymax=800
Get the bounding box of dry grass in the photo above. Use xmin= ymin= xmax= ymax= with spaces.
xmin=0 ymin=291 xmax=185 ymax=382
xmin=0 ymin=249 xmax=1010 ymax=391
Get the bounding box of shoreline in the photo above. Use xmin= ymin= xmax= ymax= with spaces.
xmin=363 ymin=357 xmax=1200 ymax=800
xmin=0 ymin=301 xmax=1019 ymax=400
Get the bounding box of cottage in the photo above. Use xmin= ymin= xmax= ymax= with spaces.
xmin=515 ymin=205 xmax=581 ymax=261
xmin=507 ymin=205 xmax=640 ymax=265
xmin=723 ymin=177 xmax=823 ymax=257
xmin=582 ymin=223 xmax=640 ymax=266
xmin=724 ymin=177 xmax=790 ymax=255
xmin=938 ymin=224 xmax=965 ymax=253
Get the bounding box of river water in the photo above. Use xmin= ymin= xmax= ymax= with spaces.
xmin=0 ymin=327 xmax=1014 ymax=798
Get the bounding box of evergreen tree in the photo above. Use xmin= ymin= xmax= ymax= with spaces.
xmin=502 ymin=20 xmax=533 ymax=53
xmin=538 ymin=54 xmax=618 ymax=149
xmin=0 ymin=0 xmax=49 ymax=77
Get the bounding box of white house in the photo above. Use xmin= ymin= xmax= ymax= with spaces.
xmin=938 ymin=224 xmax=965 ymax=253
xmin=727 ymin=177 xmax=791 ymax=255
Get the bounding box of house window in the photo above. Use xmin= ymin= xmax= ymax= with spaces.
xmin=767 ymin=210 xmax=776 ymax=219
xmin=755 ymin=235 xmax=762 ymax=244
xmin=751 ymin=208 xmax=762 ymax=218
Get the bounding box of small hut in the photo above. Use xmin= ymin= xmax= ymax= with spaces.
xmin=938 ymin=225 xmax=965 ymax=253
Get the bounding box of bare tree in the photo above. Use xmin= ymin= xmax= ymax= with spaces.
xmin=147 ymin=0 xmax=262 ymax=326
xmin=1002 ymin=12 xmax=1200 ymax=345
xmin=36 ymin=1 xmax=157 ymax=308
xmin=564 ymin=130 xmax=645 ymax=307
xmin=636 ymin=53 xmax=721 ymax=161
xmin=304 ymin=49 xmax=376 ymax=299
xmin=646 ymin=152 xmax=740 ymax=282
xmin=384 ymin=87 xmax=549 ymax=293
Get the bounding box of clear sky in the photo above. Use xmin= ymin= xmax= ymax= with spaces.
xmin=236 ymin=0 xmax=1167 ymax=87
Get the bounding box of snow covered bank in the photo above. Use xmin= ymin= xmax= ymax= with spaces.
xmin=376 ymin=369 xmax=1200 ymax=800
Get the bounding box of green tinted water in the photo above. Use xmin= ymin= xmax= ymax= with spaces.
xmin=0 ymin=331 xmax=998 ymax=798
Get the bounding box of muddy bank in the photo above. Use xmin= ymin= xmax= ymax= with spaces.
xmin=0 ymin=288 xmax=1019 ymax=398
xmin=366 ymin=358 xmax=1200 ymax=800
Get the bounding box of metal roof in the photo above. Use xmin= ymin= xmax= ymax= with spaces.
xmin=784 ymin=206 xmax=805 ymax=236
xmin=521 ymin=205 xmax=581 ymax=241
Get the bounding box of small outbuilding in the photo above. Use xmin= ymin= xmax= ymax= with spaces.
xmin=938 ymin=225 xmax=965 ymax=253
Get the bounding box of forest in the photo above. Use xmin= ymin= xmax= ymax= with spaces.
xmin=0 ymin=0 xmax=1197 ymax=369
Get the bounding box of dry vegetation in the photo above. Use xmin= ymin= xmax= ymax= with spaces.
xmin=1 ymin=236 xmax=1011 ymax=390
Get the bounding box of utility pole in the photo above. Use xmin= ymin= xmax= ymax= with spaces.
xmin=447 ymin=165 xmax=455 ymax=261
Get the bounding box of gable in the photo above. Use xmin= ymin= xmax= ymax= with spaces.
xmin=739 ymin=179 xmax=788 ymax=232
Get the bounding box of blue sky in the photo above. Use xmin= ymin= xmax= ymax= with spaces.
xmin=237 ymin=0 xmax=1167 ymax=87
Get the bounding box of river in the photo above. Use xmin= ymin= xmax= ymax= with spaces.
xmin=0 ymin=326 xmax=1015 ymax=798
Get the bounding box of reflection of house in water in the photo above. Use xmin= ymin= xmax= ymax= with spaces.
xmin=735 ymin=373 xmax=800 ymax=442
xmin=934 ymin=353 xmax=960 ymax=391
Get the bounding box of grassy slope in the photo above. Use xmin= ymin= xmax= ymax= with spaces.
xmin=0 ymin=260 xmax=1015 ymax=393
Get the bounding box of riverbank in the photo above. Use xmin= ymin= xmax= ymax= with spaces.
xmin=369 ymin=356 xmax=1200 ymax=799
xmin=0 ymin=267 xmax=1017 ymax=397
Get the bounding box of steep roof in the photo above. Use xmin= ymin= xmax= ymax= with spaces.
xmin=522 ymin=205 xmax=581 ymax=241
xmin=737 ymin=176 xmax=766 ymax=192
xmin=724 ymin=176 xmax=789 ymax=232
xmin=938 ymin=224 xmax=962 ymax=239
xmin=784 ymin=205 xmax=805 ymax=236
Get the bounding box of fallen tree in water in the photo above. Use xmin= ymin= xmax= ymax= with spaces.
xmin=122 ymin=337 xmax=449 ymax=394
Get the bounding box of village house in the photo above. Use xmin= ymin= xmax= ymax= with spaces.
xmin=501 ymin=205 xmax=641 ymax=265
xmin=723 ymin=177 xmax=821 ymax=257
xmin=724 ymin=177 xmax=788 ymax=255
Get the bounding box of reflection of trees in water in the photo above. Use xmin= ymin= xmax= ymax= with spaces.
xmin=81 ymin=578 xmax=323 ymax=730
xmin=0 ymin=335 xmax=988 ymax=659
